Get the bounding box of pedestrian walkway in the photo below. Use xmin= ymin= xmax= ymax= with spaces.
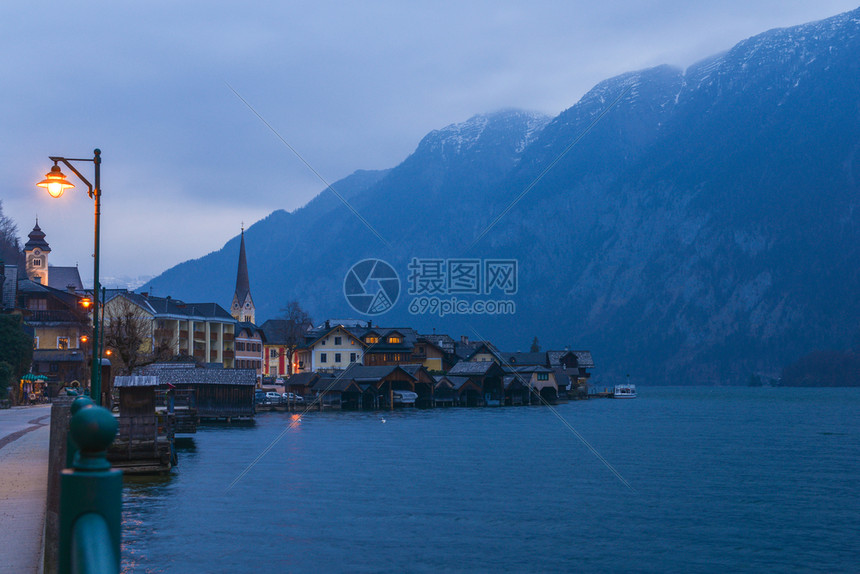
xmin=0 ymin=405 xmax=51 ymax=574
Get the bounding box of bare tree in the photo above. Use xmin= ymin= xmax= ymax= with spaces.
xmin=0 ymin=200 xmax=23 ymax=268
xmin=274 ymin=300 xmax=313 ymax=377
xmin=103 ymin=296 xmax=175 ymax=375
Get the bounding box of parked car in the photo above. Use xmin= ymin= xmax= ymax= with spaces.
xmin=264 ymin=391 xmax=282 ymax=403
xmin=282 ymin=392 xmax=304 ymax=403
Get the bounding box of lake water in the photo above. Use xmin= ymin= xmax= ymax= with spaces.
xmin=121 ymin=387 xmax=860 ymax=573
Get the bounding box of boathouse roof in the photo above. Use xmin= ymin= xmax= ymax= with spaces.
xmin=114 ymin=375 xmax=160 ymax=388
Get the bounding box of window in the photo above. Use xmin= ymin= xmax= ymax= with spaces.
xmin=389 ymin=335 xmax=402 ymax=344
xmin=270 ymin=349 xmax=278 ymax=358
xmin=33 ymin=258 xmax=42 ymax=267
xmin=34 ymin=337 xmax=39 ymax=349
xmin=350 ymin=353 xmax=357 ymax=363
xmin=57 ymin=337 xmax=69 ymax=350
xmin=366 ymin=336 xmax=379 ymax=344
xmin=335 ymin=353 xmax=342 ymax=363
xmin=334 ymin=336 xmax=342 ymax=345
xmin=236 ymin=342 xmax=244 ymax=351
xmin=320 ymin=353 xmax=327 ymax=363
xmin=537 ymin=372 xmax=549 ymax=381
xmin=50 ymin=363 xmax=59 ymax=372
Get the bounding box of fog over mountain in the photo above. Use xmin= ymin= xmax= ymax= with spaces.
xmin=143 ymin=8 xmax=860 ymax=384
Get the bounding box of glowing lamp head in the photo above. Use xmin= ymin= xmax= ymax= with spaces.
xmin=80 ymin=297 xmax=93 ymax=309
xmin=37 ymin=164 xmax=75 ymax=198
xmin=80 ymin=335 xmax=89 ymax=344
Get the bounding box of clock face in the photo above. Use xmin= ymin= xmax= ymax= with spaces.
xmin=34 ymin=249 xmax=40 ymax=255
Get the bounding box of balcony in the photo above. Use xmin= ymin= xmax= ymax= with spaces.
xmin=25 ymin=310 xmax=83 ymax=324
xmin=223 ymin=333 xmax=234 ymax=342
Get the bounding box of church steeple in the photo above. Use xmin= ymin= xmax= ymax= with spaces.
xmin=231 ymin=226 xmax=255 ymax=324
xmin=24 ymin=219 xmax=51 ymax=285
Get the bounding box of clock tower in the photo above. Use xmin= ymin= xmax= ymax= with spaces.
xmin=24 ymin=219 xmax=51 ymax=285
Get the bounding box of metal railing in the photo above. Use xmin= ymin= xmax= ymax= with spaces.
xmin=59 ymin=396 xmax=121 ymax=574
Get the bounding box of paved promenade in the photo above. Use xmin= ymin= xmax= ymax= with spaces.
xmin=0 ymin=405 xmax=51 ymax=574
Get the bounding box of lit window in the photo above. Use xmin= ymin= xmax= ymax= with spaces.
xmin=389 ymin=336 xmax=401 ymax=344
xmin=57 ymin=337 xmax=69 ymax=350
xmin=366 ymin=336 xmax=379 ymax=344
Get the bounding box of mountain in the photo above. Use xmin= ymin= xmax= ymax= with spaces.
xmin=143 ymin=8 xmax=860 ymax=384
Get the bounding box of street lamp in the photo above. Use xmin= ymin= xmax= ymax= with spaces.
xmin=37 ymin=149 xmax=103 ymax=405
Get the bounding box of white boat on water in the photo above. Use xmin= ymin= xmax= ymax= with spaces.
xmin=392 ymin=390 xmax=418 ymax=405
xmin=613 ymin=383 xmax=637 ymax=398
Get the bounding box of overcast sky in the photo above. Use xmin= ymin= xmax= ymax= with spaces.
xmin=2 ymin=1 xmax=857 ymax=286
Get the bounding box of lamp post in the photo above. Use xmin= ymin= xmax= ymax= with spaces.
xmin=37 ymin=149 xmax=103 ymax=405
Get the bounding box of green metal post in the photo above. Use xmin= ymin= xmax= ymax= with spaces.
xmin=91 ymin=149 xmax=102 ymax=405
xmin=59 ymin=403 xmax=121 ymax=574
xmin=65 ymin=396 xmax=95 ymax=469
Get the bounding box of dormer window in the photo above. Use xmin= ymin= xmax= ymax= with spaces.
xmin=366 ymin=336 xmax=379 ymax=344
xmin=388 ymin=335 xmax=401 ymax=344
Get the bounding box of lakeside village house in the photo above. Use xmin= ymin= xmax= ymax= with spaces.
xmin=2 ymin=222 xmax=593 ymax=407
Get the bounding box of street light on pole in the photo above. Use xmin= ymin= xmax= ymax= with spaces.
xmin=37 ymin=149 xmax=103 ymax=405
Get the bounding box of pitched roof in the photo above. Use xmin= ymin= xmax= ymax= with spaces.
xmin=114 ymin=375 xmax=160 ymax=388
xmin=448 ymin=360 xmax=497 ymax=376
xmin=107 ymin=291 xmax=234 ymax=322
xmin=286 ymin=372 xmax=320 ymax=386
xmin=137 ymin=364 xmax=256 ymax=385
xmin=300 ymin=324 xmax=368 ymax=349
xmin=547 ymin=350 xmax=595 ymax=368
xmin=47 ymin=266 xmax=83 ymax=291
xmin=339 ymin=364 xmax=414 ymax=382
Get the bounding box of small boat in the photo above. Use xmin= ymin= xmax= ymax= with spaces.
xmin=392 ymin=390 xmax=418 ymax=405
xmin=613 ymin=383 xmax=637 ymax=398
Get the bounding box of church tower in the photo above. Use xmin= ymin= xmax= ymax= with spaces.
xmin=24 ymin=219 xmax=51 ymax=285
xmin=231 ymin=227 xmax=255 ymax=324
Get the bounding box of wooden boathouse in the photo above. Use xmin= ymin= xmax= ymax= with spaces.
xmin=138 ymin=363 xmax=256 ymax=421
xmin=109 ymin=375 xmax=174 ymax=474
